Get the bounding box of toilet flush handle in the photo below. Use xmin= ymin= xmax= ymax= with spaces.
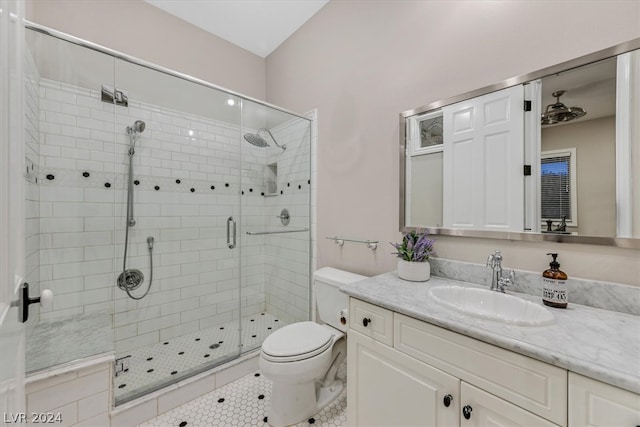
xmin=362 ymin=317 xmax=372 ymax=327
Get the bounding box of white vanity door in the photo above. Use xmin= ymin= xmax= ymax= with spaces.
xmin=461 ymin=382 xmax=558 ymax=427
xmin=443 ymin=85 xmax=525 ymax=231
xmin=348 ymin=330 xmax=459 ymax=427
xmin=568 ymin=373 xmax=640 ymax=426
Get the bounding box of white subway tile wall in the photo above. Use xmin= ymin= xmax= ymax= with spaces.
xmin=25 ymin=360 xmax=112 ymax=427
xmin=31 ymin=75 xmax=310 ymax=361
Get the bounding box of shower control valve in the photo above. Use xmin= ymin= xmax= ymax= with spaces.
xmin=277 ymin=208 xmax=290 ymax=226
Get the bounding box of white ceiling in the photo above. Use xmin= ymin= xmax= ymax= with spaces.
xmin=145 ymin=0 xmax=329 ymax=58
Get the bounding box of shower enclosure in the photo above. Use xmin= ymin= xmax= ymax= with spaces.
xmin=23 ymin=24 xmax=312 ymax=405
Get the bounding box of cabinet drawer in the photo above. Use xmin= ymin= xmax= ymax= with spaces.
xmin=462 ymin=382 xmax=558 ymax=426
xmin=349 ymin=298 xmax=393 ymax=346
xmin=394 ymin=313 xmax=567 ymax=426
xmin=569 ymin=373 xmax=640 ymax=426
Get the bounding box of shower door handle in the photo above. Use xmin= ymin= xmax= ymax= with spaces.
xmin=227 ymin=216 xmax=237 ymax=249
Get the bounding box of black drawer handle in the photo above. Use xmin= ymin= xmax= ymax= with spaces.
xmin=443 ymin=394 xmax=452 ymax=407
xmin=362 ymin=317 xmax=372 ymax=327
xmin=462 ymin=405 xmax=472 ymax=420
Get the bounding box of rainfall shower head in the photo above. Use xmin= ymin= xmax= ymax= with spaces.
xmin=243 ymin=128 xmax=286 ymax=151
xmin=244 ymin=133 xmax=270 ymax=148
xmin=127 ymin=120 xmax=146 ymax=135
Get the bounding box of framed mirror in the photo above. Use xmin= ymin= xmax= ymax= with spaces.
xmin=400 ymin=38 xmax=640 ymax=248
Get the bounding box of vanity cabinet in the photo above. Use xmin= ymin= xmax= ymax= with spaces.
xmin=347 ymin=298 xmax=566 ymax=426
xmin=348 ymin=331 xmax=459 ymax=426
xmin=568 ymin=373 xmax=640 ymax=426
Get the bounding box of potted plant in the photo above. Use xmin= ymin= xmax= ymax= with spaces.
xmin=390 ymin=229 xmax=436 ymax=282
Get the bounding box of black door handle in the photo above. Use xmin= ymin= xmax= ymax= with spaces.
xmin=362 ymin=317 xmax=372 ymax=327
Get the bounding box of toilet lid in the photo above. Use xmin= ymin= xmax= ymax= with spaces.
xmin=261 ymin=321 xmax=333 ymax=362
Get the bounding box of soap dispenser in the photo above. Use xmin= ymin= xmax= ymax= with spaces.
xmin=542 ymin=253 xmax=568 ymax=308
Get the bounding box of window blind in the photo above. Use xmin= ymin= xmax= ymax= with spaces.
xmin=541 ymin=155 xmax=572 ymax=220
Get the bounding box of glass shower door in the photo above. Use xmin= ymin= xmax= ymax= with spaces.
xmin=112 ymin=59 xmax=243 ymax=404
xmin=23 ymin=27 xmax=117 ymax=375
xmin=239 ymin=99 xmax=312 ymax=353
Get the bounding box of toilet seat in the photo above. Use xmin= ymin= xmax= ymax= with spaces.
xmin=261 ymin=321 xmax=333 ymax=363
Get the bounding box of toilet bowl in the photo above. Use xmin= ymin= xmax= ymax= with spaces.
xmin=259 ymin=267 xmax=366 ymax=427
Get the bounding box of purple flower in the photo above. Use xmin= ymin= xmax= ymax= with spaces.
xmin=390 ymin=228 xmax=436 ymax=262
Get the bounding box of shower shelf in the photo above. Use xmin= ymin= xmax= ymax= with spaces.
xmin=246 ymin=228 xmax=309 ymax=236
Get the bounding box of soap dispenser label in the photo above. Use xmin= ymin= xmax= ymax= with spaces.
xmin=542 ymin=278 xmax=567 ymax=304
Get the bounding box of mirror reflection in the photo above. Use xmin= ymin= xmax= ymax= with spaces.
xmin=403 ymin=47 xmax=639 ymax=240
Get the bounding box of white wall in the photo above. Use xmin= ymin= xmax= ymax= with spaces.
xmin=266 ymin=0 xmax=640 ymax=286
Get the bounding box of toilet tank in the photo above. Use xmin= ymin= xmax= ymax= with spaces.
xmin=314 ymin=267 xmax=367 ymax=332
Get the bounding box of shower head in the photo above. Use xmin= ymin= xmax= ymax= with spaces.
xmin=244 ymin=133 xmax=270 ymax=148
xmin=127 ymin=120 xmax=146 ymax=135
xmin=127 ymin=120 xmax=146 ymax=156
xmin=243 ymin=128 xmax=286 ymax=151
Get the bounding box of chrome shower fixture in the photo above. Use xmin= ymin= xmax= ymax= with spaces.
xmin=541 ymin=90 xmax=586 ymax=126
xmin=243 ymin=128 xmax=286 ymax=151
xmin=118 ymin=119 xmax=154 ymax=301
xmin=127 ymin=120 xmax=146 ymax=135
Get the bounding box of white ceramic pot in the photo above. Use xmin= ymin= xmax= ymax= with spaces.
xmin=397 ymin=259 xmax=430 ymax=282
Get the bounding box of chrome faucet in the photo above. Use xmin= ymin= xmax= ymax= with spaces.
xmin=486 ymin=250 xmax=515 ymax=293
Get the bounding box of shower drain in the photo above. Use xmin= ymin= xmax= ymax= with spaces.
xmin=209 ymin=343 xmax=221 ymax=349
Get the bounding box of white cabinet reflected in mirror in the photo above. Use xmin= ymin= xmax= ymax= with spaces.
xmin=401 ymin=39 xmax=640 ymax=246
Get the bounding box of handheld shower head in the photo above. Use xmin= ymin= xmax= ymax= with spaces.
xmin=127 ymin=120 xmax=146 ymax=156
xmin=127 ymin=120 xmax=146 ymax=135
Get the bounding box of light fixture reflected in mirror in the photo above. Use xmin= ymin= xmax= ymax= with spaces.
xmin=541 ymin=90 xmax=587 ymax=125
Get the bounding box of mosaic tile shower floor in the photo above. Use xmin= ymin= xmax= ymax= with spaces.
xmin=138 ymin=363 xmax=347 ymax=427
xmin=115 ymin=313 xmax=285 ymax=403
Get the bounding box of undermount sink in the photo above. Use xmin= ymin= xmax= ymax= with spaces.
xmin=428 ymin=286 xmax=555 ymax=326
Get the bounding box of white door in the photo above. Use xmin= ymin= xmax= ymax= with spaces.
xmin=443 ymin=85 xmax=525 ymax=231
xmin=0 ymin=0 xmax=26 ymax=420
xmin=347 ymin=331 xmax=459 ymax=427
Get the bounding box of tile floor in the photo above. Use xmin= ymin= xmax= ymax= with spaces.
xmin=116 ymin=313 xmax=284 ymax=404
xmin=138 ymin=363 xmax=347 ymax=427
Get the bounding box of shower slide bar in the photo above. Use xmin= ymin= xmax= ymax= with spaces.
xmin=326 ymin=236 xmax=378 ymax=250
xmin=246 ymin=228 xmax=309 ymax=236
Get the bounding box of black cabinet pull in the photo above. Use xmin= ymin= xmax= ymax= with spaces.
xmin=443 ymin=394 xmax=453 ymax=407
xmin=462 ymin=405 xmax=472 ymax=420
xmin=362 ymin=317 xmax=372 ymax=327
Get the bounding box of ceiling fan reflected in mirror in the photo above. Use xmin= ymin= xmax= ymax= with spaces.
xmin=541 ymin=90 xmax=587 ymax=126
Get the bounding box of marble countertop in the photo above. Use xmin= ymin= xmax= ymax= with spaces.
xmin=341 ymin=273 xmax=640 ymax=395
xmin=26 ymin=311 xmax=113 ymax=374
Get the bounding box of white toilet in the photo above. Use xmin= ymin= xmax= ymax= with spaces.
xmin=259 ymin=267 xmax=366 ymax=427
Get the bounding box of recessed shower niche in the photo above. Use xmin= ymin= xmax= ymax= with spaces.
xmin=266 ymin=162 xmax=278 ymax=195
